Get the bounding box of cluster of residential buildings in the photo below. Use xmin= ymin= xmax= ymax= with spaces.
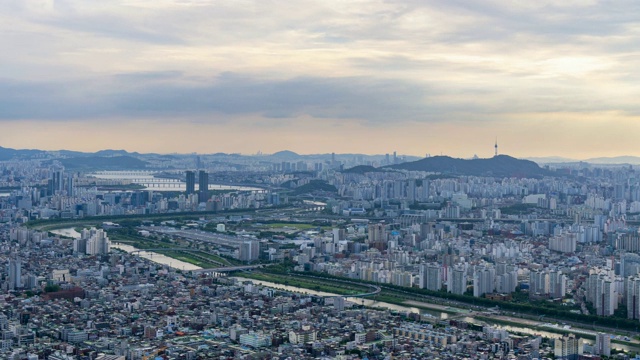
xmin=5 ymin=154 xmax=640 ymax=357
xmin=2 ymin=219 xmax=614 ymax=359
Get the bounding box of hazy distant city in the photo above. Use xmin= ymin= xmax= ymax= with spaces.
xmin=3 ymin=0 xmax=640 ymax=359
xmin=1 ymin=145 xmax=640 ymax=360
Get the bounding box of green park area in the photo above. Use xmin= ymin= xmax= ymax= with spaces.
xmin=240 ymin=272 xmax=367 ymax=296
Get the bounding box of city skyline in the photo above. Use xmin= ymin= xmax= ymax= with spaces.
xmin=2 ymin=1 xmax=640 ymax=158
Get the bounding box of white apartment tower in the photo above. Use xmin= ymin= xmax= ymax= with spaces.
xmin=85 ymin=228 xmax=111 ymax=256
xmin=473 ymin=265 xmax=495 ymax=297
xmin=448 ymin=265 xmax=467 ymax=295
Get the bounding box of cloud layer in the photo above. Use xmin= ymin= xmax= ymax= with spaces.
xmin=1 ymin=0 xmax=640 ymax=156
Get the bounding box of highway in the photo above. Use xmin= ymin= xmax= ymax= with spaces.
xmin=280 ymin=272 xmax=640 ymax=344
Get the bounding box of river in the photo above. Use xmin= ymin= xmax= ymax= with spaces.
xmin=230 ymin=277 xmax=639 ymax=352
xmin=49 ymin=227 xmax=201 ymax=271
xmin=111 ymin=243 xmax=202 ymax=271
xmin=88 ymin=171 xmax=262 ymax=192
xmin=232 ymin=277 xmax=447 ymax=320
xmin=49 ymin=228 xmax=82 ymax=238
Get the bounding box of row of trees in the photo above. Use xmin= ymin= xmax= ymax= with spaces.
xmin=281 ymin=270 xmax=640 ymax=332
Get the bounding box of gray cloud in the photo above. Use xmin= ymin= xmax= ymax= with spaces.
xmin=1 ymin=0 xmax=640 ymax=128
xmin=1 ymin=71 xmax=635 ymax=124
xmin=0 ymin=73 xmax=439 ymax=122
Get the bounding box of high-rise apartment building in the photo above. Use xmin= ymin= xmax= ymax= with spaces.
xmin=367 ymin=223 xmax=386 ymax=243
xmin=420 ymin=263 xmax=442 ymax=291
xmin=529 ymin=270 xmax=550 ymax=296
xmin=240 ymin=241 xmax=260 ymax=262
xmin=84 ymin=228 xmax=111 ymax=256
xmin=8 ymin=259 xmax=22 ymax=290
xmin=554 ymin=335 xmax=583 ymax=360
xmin=495 ymin=270 xmax=517 ymax=294
xmin=549 ymin=270 xmax=567 ymax=298
xmin=627 ymin=275 xmax=640 ymax=319
xmin=448 ymin=265 xmax=467 ymax=295
xmin=621 ymin=253 xmax=640 ymax=277
xmin=595 ymin=333 xmax=611 ymax=356
xmin=596 ymin=277 xmax=617 ymax=316
xmin=473 ymin=265 xmax=495 ymax=297
xmin=367 ymin=222 xmax=387 ymax=251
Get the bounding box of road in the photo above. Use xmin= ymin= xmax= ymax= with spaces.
xmin=283 ymin=272 xmax=640 ymax=341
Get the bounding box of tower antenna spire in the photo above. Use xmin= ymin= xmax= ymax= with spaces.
xmin=494 ymin=137 xmax=498 ymax=157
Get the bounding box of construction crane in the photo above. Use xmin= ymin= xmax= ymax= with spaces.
xmin=142 ymin=346 xmax=167 ymax=360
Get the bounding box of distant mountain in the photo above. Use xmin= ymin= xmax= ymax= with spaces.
xmin=386 ymin=155 xmax=551 ymax=178
xmin=94 ymin=149 xmax=138 ymax=157
xmin=58 ymin=156 xmax=148 ymax=170
xmin=270 ymin=150 xmax=301 ymax=159
xmin=0 ymin=146 xmax=44 ymax=161
xmin=343 ymin=165 xmax=387 ymax=174
xmin=526 ymin=156 xmax=578 ymax=164
xmin=583 ymin=156 xmax=640 ymax=165
xmin=273 ymin=150 xmax=299 ymax=156
xmin=290 ymin=180 xmax=338 ymax=195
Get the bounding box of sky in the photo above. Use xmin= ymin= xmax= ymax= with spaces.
xmin=1 ymin=0 xmax=639 ymax=159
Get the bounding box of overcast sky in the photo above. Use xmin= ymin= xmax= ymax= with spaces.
xmin=1 ymin=0 xmax=639 ymax=158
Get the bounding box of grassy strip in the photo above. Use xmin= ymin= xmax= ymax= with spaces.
xmin=26 ymin=205 xmax=295 ymax=230
xmin=292 ymin=270 xmax=640 ymax=333
xmin=202 ymin=253 xmax=240 ymax=266
xmin=240 ymin=272 xmax=365 ymax=296
xmin=111 ymin=230 xmax=243 ymax=268
xmin=266 ymin=223 xmax=318 ymax=230
xmin=0 ymin=187 xmax=20 ymax=191
xmin=154 ymin=250 xmax=218 ymax=268
xmin=109 ymin=235 xmax=175 ymax=249
xmin=474 ymin=316 xmax=640 ymax=351
xmin=370 ymin=294 xmax=459 ymax=314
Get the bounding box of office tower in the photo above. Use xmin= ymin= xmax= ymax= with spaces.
xmin=554 ymin=335 xmax=583 ymax=360
xmin=66 ymin=174 xmax=74 ymax=196
xmin=595 ymin=333 xmax=611 ymax=356
xmin=448 ymin=265 xmax=467 ymax=295
xmin=198 ymin=170 xmax=209 ymax=202
xmin=8 ymin=259 xmax=22 ymax=290
xmin=53 ymin=169 xmax=63 ymax=193
xmin=185 ymin=171 xmax=195 ymax=195
xmin=48 ymin=169 xmax=64 ymax=196
xmin=473 ymin=265 xmax=495 ymax=297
